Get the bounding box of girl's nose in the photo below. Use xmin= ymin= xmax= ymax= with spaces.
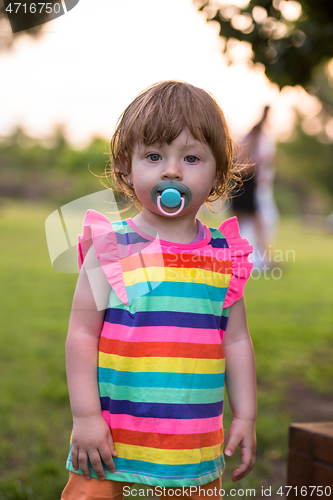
xmin=161 ymin=160 xmax=182 ymax=180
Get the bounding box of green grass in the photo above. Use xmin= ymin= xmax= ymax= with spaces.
xmin=0 ymin=200 xmax=76 ymax=499
xmin=0 ymin=200 xmax=332 ymax=498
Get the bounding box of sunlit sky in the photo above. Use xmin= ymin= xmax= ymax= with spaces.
xmin=0 ymin=0 xmax=318 ymax=147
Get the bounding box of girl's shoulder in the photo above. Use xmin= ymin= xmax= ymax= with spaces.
xmin=219 ymin=216 xmax=249 ymax=245
xmin=77 ymin=210 xmax=129 ymax=305
xmin=79 ymin=209 xmax=127 ymax=232
xmin=208 ymin=216 xmax=249 ymax=249
xmin=209 ymin=216 xmax=254 ymax=308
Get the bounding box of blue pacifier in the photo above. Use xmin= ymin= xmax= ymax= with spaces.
xmin=151 ymin=181 xmax=192 ymax=217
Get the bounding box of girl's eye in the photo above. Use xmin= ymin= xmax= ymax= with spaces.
xmin=147 ymin=153 xmax=161 ymax=162
xmin=185 ymin=155 xmax=198 ymax=163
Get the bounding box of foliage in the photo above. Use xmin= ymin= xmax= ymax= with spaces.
xmin=1 ymin=125 xmax=332 ymax=215
xmin=196 ymin=0 xmax=333 ymax=89
xmin=278 ymin=128 xmax=333 ymax=191
xmin=274 ymin=123 xmax=333 ymax=213
xmin=0 ymin=127 xmax=109 ymax=205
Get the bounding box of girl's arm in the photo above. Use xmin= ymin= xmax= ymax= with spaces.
xmin=66 ymin=245 xmax=116 ymax=481
xmin=223 ymin=296 xmax=257 ymax=482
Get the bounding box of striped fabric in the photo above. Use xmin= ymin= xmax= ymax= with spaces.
xmin=66 ymin=210 xmax=253 ymax=486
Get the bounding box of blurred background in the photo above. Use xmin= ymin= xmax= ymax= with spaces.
xmin=0 ymin=1 xmax=332 ymax=498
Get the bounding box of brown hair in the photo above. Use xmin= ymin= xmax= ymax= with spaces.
xmin=101 ymin=80 xmax=238 ymax=210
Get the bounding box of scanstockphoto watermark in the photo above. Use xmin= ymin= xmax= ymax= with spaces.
xmin=123 ymin=485 xmax=256 ymax=497
xmin=3 ymin=0 xmax=80 ymax=33
xmin=250 ymin=246 xmax=296 ymax=281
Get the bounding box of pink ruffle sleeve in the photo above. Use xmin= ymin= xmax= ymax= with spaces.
xmin=219 ymin=216 xmax=253 ymax=308
xmin=77 ymin=209 xmax=129 ymax=306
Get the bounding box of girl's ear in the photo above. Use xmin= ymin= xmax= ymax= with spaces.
xmin=119 ymin=152 xmax=133 ymax=186
xmin=119 ymin=153 xmax=134 ymax=189
xmin=213 ymin=171 xmax=222 ymax=191
xmin=119 ymin=152 xmax=130 ymax=174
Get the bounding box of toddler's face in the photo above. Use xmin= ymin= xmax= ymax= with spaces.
xmin=126 ymin=128 xmax=218 ymax=218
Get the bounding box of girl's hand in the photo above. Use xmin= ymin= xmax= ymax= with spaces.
xmin=71 ymin=415 xmax=117 ymax=481
xmin=224 ymin=417 xmax=256 ymax=482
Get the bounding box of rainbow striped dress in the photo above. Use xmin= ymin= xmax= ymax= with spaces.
xmin=66 ymin=210 xmax=253 ymax=486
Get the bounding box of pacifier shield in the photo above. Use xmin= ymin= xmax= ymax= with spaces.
xmin=151 ymin=181 xmax=192 ymax=208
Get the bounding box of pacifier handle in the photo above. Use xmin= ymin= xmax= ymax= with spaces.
xmin=157 ymin=195 xmax=185 ymax=216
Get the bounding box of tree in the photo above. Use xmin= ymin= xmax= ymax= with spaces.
xmin=195 ymin=0 xmax=333 ymax=145
xmin=195 ymin=0 xmax=333 ymax=89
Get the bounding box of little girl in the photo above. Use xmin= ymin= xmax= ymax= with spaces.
xmin=61 ymin=81 xmax=256 ymax=500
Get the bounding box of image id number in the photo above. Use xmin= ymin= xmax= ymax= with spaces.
xmin=5 ymin=3 xmax=61 ymax=14
xmin=277 ymin=486 xmax=332 ymax=496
